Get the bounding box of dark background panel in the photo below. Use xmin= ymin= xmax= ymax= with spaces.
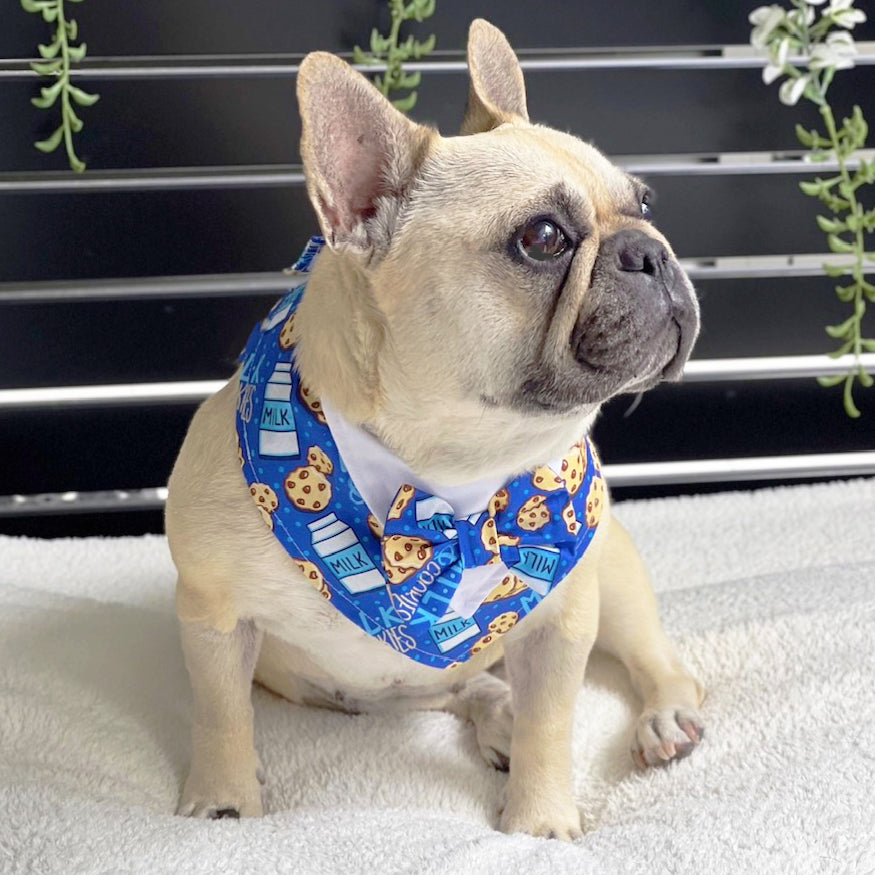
xmin=0 ymin=377 xmax=871 ymax=526
xmin=2 ymin=1 xmax=874 ymax=538
xmin=10 ymin=0 xmax=874 ymax=59
xmin=692 ymin=275 xmax=871 ymax=360
xmin=0 ymin=275 xmax=869 ymax=390
xmin=0 ymin=188 xmax=317 ymax=283
xmin=0 ymin=404 xmax=197 ymax=496
xmin=0 ymin=296 xmax=270 ymax=389
xmin=3 ymin=66 xmax=875 ymax=172
xmin=0 ymin=173 xmax=854 ymax=284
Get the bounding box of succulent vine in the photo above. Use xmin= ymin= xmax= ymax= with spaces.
xmin=352 ymin=0 xmax=437 ymax=113
xmin=750 ymin=0 xmax=874 ymax=416
xmin=21 ymin=0 xmax=99 ymax=173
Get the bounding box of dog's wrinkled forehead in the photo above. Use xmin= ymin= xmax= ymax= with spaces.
xmin=407 ymin=122 xmax=643 ymax=243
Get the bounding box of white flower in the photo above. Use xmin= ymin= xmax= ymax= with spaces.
xmin=779 ymin=74 xmax=811 ymax=105
xmin=763 ymin=38 xmax=792 ymax=83
xmin=809 ymin=30 xmax=858 ymax=69
xmin=787 ymin=4 xmax=816 ymax=27
xmin=831 ymin=7 xmax=867 ymax=27
xmin=750 ymin=5 xmax=786 ymax=47
xmin=826 ymin=0 xmax=867 ymax=26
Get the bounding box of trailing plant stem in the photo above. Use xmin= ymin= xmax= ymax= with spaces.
xmin=821 ymin=102 xmax=868 ymax=416
xmin=57 ymin=0 xmax=78 ymax=171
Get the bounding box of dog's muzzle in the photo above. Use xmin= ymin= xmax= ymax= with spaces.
xmin=572 ymin=228 xmax=699 ymax=387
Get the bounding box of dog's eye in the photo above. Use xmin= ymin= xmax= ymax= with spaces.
xmin=640 ymin=192 xmax=653 ymax=219
xmin=517 ymin=219 xmax=568 ymax=262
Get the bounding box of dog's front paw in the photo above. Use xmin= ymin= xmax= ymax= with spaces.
xmin=631 ymin=706 xmax=704 ymax=769
xmin=499 ymin=784 xmax=582 ymax=841
xmin=177 ymin=761 xmax=264 ymax=819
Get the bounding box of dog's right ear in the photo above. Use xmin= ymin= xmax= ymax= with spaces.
xmin=296 ymin=52 xmax=433 ymax=259
xmin=461 ymin=19 xmax=529 ymax=135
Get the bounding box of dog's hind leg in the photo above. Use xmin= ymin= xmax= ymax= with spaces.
xmin=595 ymin=517 xmax=705 ymax=768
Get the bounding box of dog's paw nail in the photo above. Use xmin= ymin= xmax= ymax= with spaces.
xmin=486 ymin=748 xmax=510 ymax=772
xmin=210 ymin=807 xmax=240 ymax=820
xmin=677 ymin=715 xmax=704 ymax=744
xmin=634 ymin=707 xmax=705 ymax=768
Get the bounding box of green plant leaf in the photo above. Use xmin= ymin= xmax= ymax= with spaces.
xmin=412 ymin=33 xmax=436 ymax=58
xmin=68 ymin=85 xmax=99 ymax=106
xmin=816 ymin=215 xmax=846 ymax=233
xmin=392 ymin=91 xmax=417 ymax=112
xmin=825 ymin=314 xmax=856 ymax=338
xmin=33 ymin=123 xmax=64 ymax=152
xmin=63 ymin=101 xmax=83 ymax=131
xmin=818 ymin=373 xmax=846 ymax=387
xmin=31 ymin=77 xmax=64 ymax=108
xmin=861 ymin=339 xmax=875 ymax=352
xmin=795 ymin=124 xmax=815 ymax=147
xmin=67 ymin=42 xmax=87 ymax=62
xmin=828 ymin=233 xmax=855 ymax=254
xmin=824 ymin=262 xmax=849 ymax=278
xmin=40 ymin=5 xmax=58 ymax=22
xmin=799 ymin=179 xmax=822 ymax=196
xmin=37 ymin=40 xmax=61 ymax=58
xmin=67 ymin=149 xmax=85 ymax=173
xmin=835 ymin=284 xmax=856 ymax=302
xmin=860 ymin=369 xmax=874 ymax=389
xmin=30 ymin=59 xmax=63 ymax=75
xmin=411 ymin=0 xmax=435 ymax=21
xmin=65 ymin=18 xmax=78 ymax=40
xmin=351 ymin=45 xmax=376 ymax=65
xmin=396 ymin=70 xmax=421 ymax=90
xmin=370 ymin=28 xmax=388 ymax=55
xmin=843 ymin=377 xmax=861 ymax=418
xmin=21 ymin=0 xmax=56 ymax=12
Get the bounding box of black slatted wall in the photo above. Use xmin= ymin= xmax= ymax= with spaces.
xmin=1 ymin=0 xmax=874 ymax=536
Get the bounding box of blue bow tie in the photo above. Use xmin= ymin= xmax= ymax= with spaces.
xmin=380 ymin=483 xmax=579 ymax=593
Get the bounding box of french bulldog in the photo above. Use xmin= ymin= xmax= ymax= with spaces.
xmin=165 ymin=19 xmax=704 ymax=840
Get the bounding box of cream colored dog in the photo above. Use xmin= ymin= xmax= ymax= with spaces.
xmin=165 ymin=19 xmax=705 ymax=840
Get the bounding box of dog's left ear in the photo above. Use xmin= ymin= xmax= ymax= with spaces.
xmin=461 ymin=19 xmax=529 ymax=135
xmin=297 ymin=52 xmax=433 ymax=258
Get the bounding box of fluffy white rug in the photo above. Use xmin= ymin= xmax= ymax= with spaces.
xmin=1 ymin=478 xmax=874 ymax=874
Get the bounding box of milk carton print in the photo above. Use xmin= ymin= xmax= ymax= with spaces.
xmin=308 ymin=513 xmax=385 ymax=594
xmin=509 ymin=545 xmax=561 ymax=596
xmin=429 ymin=610 xmax=480 ymax=653
xmin=415 ymin=496 xmax=455 ymax=533
xmin=259 ymin=362 xmax=299 ymax=457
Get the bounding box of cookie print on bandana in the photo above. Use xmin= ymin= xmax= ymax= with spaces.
xmin=236 ymin=237 xmax=605 ymax=670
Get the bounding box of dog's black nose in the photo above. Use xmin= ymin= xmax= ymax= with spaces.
xmin=606 ymin=229 xmax=669 ymax=277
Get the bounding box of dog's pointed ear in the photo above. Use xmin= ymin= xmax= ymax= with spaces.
xmin=297 ymin=52 xmax=433 ymax=258
xmin=461 ymin=19 xmax=529 ymax=135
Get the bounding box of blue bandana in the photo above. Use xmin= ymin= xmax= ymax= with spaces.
xmin=236 ymin=238 xmax=605 ymax=670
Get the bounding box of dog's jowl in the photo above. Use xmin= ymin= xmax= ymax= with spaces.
xmin=166 ymin=19 xmax=704 ymax=840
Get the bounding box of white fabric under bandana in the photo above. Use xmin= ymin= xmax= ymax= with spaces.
xmin=236 ymin=237 xmax=606 ymax=669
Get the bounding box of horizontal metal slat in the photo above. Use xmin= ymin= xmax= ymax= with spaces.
xmin=0 ymin=254 xmax=859 ymax=303
xmin=1 ymin=151 xmax=873 ymax=194
xmin=1 ymin=48 xmax=874 ymax=80
xmin=0 ymin=380 xmax=225 ymax=408
xmin=2 ymin=452 xmax=873 ymax=516
xmin=606 ymin=452 xmax=875 ymax=486
xmin=681 ymin=355 xmax=875 ymax=382
xmin=1 ymin=354 xmax=874 ymax=408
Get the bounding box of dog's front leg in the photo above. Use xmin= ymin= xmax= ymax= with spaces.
xmin=177 ymin=618 xmax=264 ymax=818
xmin=499 ymin=573 xmax=598 ymax=840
